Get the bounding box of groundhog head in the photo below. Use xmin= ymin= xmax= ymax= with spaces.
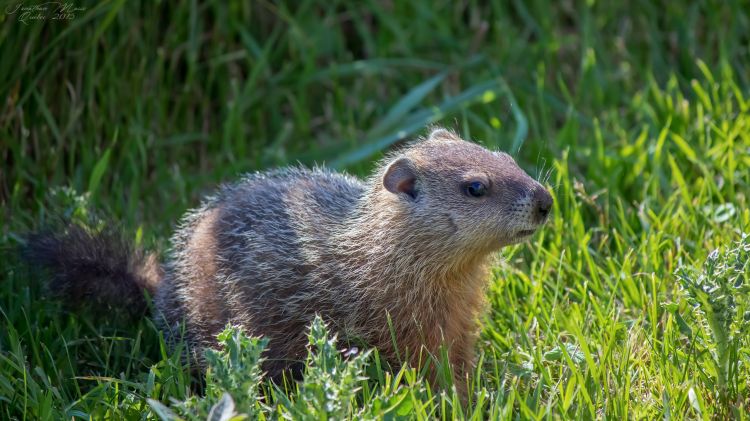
xmin=381 ymin=128 xmax=553 ymax=252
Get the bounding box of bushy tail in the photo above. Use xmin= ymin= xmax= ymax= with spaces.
xmin=22 ymin=224 xmax=163 ymax=319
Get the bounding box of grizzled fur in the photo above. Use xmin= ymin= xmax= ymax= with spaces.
xmin=25 ymin=128 xmax=552 ymax=397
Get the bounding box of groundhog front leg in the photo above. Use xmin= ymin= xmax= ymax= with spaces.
xmin=450 ymin=333 xmax=478 ymax=402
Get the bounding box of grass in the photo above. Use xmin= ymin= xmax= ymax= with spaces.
xmin=2 ymin=0 xmax=750 ymax=418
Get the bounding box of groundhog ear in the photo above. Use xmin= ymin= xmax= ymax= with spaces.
xmin=428 ymin=128 xmax=459 ymax=142
xmin=383 ymin=158 xmax=418 ymax=199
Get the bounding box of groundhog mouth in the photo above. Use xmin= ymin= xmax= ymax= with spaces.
xmin=515 ymin=229 xmax=537 ymax=238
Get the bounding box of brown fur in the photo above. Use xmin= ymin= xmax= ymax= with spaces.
xmin=179 ymin=207 xmax=227 ymax=347
xmin=26 ymin=128 xmax=553 ymax=400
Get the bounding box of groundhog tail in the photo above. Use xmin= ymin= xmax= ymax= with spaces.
xmin=22 ymin=224 xmax=162 ymax=319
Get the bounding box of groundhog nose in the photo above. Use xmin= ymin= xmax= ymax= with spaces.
xmin=533 ymin=186 xmax=553 ymax=222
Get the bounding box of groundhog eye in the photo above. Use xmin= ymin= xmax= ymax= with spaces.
xmin=464 ymin=181 xmax=487 ymax=198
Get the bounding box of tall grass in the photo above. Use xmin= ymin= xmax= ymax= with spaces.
xmin=2 ymin=1 xmax=749 ymax=418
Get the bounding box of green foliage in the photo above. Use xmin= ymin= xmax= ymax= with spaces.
xmin=149 ymin=317 xmax=414 ymax=420
xmin=276 ymin=317 xmax=416 ymax=420
xmin=149 ymin=326 xmax=267 ymax=420
xmin=675 ymin=234 xmax=750 ymax=415
xmin=283 ymin=317 xmax=372 ymax=419
xmin=2 ymin=0 xmax=750 ymax=419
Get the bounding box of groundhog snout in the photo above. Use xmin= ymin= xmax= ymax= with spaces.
xmin=532 ymin=185 xmax=553 ymax=223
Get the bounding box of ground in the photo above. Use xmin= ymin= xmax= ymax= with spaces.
xmin=1 ymin=1 xmax=749 ymax=419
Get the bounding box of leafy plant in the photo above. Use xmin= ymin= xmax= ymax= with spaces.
xmin=148 ymin=317 xmax=413 ymax=420
xmin=284 ymin=316 xmax=370 ymax=419
xmin=675 ymin=233 xmax=750 ymax=414
xmin=148 ymin=327 xmax=268 ymax=420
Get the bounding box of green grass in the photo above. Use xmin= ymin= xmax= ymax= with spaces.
xmin=2 ymin=0 xmax=750 ymax=419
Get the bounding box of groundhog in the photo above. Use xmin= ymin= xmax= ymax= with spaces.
xmin=24 ymin=128 xmax=552 ymax=397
